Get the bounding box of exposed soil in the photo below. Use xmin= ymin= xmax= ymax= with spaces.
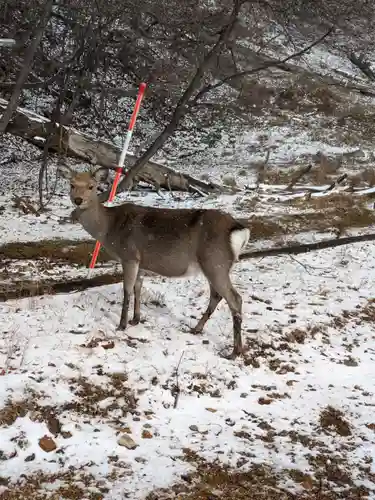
xmin=319 ymin=406 xmax=352 ymax=437
xmin=0 ymin=239 xmax=109 ymax=265
xmin=145 ymin=449 xmax=370 ymax=500
xmin=0 ymin=272 xmax=122 ymax=301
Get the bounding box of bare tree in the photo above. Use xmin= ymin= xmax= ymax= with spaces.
xmin=0 ymin=0 xmax=54 ymax=134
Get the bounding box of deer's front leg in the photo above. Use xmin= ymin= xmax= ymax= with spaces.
xmin=118 ymin=260 xmax=139 ymax=331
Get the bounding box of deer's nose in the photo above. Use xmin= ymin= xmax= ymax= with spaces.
xmin=74 ymin=197 xmax=83 ymax=206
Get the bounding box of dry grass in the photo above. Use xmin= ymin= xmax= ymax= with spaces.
xmin=0 ymin=272 xmax=122 ymax=301
xmin=0 ymin=238 xmax=112 ymax=265
xmin=0 ymin=376 xmax=138 ymax=498
xmin=319 ymin=407 xmax=352 ymax=437
xmin=61 ymin=374 xmax=137 ymax=420
xmin=146 ymin=449 xmax=369 ymax=500
xmin=246 ymin=202 xmax=375 ymax=242
xmin=0 ymin=471 xmax=107 ymax=499
xmin=0 ymin=374 xmax=137 ymax=428
xmin=260 ymin=158 xmax=342 ymax=186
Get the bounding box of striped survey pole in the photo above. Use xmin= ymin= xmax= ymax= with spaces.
xmin=0 ymin=39 xmax=16 ymax=47
xmin=88 ymin=82 xmax=147 ymax=272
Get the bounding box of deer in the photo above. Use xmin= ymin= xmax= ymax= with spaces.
xmin=57 ymin=165 xmax=251 ymax=358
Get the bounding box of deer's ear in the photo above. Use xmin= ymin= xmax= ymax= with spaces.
xmin=57 ymin=164 xmax=74 ymax=180
xmin=93 ymin=167 xmax=109 ymax=183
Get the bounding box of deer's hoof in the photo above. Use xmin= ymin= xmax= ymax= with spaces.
xmin=129 ymin=317 xmax=140 ymax=326
xmin=117 ymin=324 xmax=127 ymax=331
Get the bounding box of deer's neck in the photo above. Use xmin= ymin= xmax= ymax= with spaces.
xmin=72 ymin=200 xmax=109 ymax=243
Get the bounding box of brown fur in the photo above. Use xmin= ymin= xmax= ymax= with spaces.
xmin=59 ymin=165 xmax=250 ymax=358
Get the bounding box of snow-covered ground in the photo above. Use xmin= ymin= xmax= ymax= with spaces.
xmin=2 ymin=27 xmax=375 ymax=498
xmin=1 ymin=237 xmax=375 ymax=498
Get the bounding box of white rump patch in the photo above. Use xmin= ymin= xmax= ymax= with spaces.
xmin=230 ymin=228 xmax=251 ymax=261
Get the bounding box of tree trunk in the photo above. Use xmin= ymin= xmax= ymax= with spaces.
xmin=0 ymin=98 xmax=227 ymax=194
xmin=118 ymin=0 xmax=244 ymax=192
xmin=0 ymin=0 xmax=54 ymax=134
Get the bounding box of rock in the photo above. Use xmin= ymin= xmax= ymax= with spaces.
xmin=135 ymin=456 xmax=147 ymax=463
xmin=102 ymin=341 xmax=115 ymax=350
xmin=25 ymin=453 xmax=35 ymax=462
xmin=343 ymin=356 xmax=359 ymax=367
xmin=47 ymin=415 xmax=62 ymax=436
xmin=117 ymin=434 xmax=138 ymax=449
xmin=39 ymin=436 xmax=57 ymax=452
xmin=141 ymin=430 xmax=153 ymax=439
xmin=61 ymin=431 xmax=73 ymax=439
xmin=258 ymin=397 xmax=272 ymax=405
xmin=189 ymin=425 xmax=199 ymax=432
xmin=205 ymin=407 xmax=217 ymax=413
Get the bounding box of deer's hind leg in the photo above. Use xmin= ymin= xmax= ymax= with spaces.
xmin=129 ymin=272 xmax=143 ymax=325
xmin=201 ymin=260 xmax=243 ymax=358
xmin=191 ymin=285 xmax=222 ymax=334
xmin=118 ymin=260 xmax=139 ymax=331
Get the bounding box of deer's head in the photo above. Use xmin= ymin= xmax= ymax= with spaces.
xmin=57 ymin=165 xmax=109 ymax=208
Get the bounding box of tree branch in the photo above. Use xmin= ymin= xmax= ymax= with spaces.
xmin=0 ymin=0 xmax=54 ymax=134
xmin=193 ymin=25 xmax=335 ymax=103
xmin=114 ymin=0 xmax=244 ymax=195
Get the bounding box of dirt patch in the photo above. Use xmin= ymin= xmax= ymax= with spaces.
xmin=0 ymin=238 xmax=112 ymax=265
xmin=146 ymin=448 xmax=369 ymax=499
xmin=0 ymin=470 xmax=108 ymax=499
xmin=0 ymin=272 xmax=122 ymax=301
xmin=319 ymin=406 xmax=352 ymax=437
xmin=240 ymin=201 xmax=375 ymax=242
xmin=0 ymin=373 xmax=137 ymax=429
xmin=61 ymin=374 xmax=137 ymax=421
xmin=146 ymin=450 xmax=294 ymax=500
xmin=0 ymin=401 xmax=29 ymax=426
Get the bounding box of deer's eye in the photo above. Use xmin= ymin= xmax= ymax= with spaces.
xmin=70 ymin=184 xmax=74 ymax=189
xmin=89 ymin=185 xmax=94 ymax=190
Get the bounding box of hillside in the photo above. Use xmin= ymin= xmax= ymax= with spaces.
xmin=1 ymin=1 xmax=375 ymax=499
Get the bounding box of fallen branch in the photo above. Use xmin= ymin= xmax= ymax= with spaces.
xmin=172 ymin=351 xmax=185 ymax=409
xmin=239 ymin=233 xmax=375 ymax=261
xmin=323 ymin=173 xmax=348 ymax=193
xmin=0 ymin=98 xmax=226 ymax=195
xmin=286 ymin=164 xmax=313 ymax=190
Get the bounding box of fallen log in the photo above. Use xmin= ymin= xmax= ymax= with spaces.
xmin=240 ymin=232 xmax=375 ymax=261
xmin=0 ymin=98 xmax=226 ymax=195
xmin=2 ymin=232 xmax=375 ymax=302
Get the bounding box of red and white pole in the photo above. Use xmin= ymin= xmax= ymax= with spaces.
xmin=88 ymin=82 xmax=147 ymax=272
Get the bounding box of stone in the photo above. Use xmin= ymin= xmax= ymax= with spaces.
xmin=141 ymin=430 xmax=153 ymax=439
xmin=38 ymin=436 xmax=57 ymax=452
xmin=189 ymin=425 xmax=199 ymax=432
xmin=117 ymin=434 xmax=138 ymax=450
